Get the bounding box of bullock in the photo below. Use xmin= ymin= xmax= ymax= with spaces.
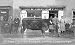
xmin=21 ymin=18 xmax=49 ymax=37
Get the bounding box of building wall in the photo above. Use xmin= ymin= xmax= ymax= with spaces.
xmin=13 ymin=0 xmax=56 ymax=19
xmin=13 ymin=0 xmax=75 ymax=23
xmin=0 ymin=0 xmax=75 ymax=23
xmin=56 ymin=0 xmax=75 ymax=23
xmin=0 ymin=0 xmax=13 ymax=6
xmin=13 ymin=0 xmax=56 ymax=8
xmin=0 ymin=0 xmax=13 ymax=19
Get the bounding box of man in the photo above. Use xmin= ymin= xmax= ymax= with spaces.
xmin=8 ymin=16 xmax=12 ymax=34
xmin=0 ymin=16 xmax=3 ymax=33
xmin=59 ymin=16 xmax=65 ymax=34
xmin=52 ymin=14 xmax=59 ymax=37
xmin=49 ymin=16 xmax=54 ymax=33
xmin=14 ymin=17 xmax=20 ymax=33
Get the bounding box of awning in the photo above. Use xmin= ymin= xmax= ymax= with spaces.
xmin=19 ymin=6 xmax=65 ymax=10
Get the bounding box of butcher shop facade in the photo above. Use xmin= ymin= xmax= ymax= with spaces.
xmin=19 ymin=6 xmax=65 ymax=32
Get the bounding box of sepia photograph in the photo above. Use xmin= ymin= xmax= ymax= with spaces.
xmin=0 ymin=0 xmax=75 ymax=45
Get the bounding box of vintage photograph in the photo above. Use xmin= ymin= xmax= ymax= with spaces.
xmin=0 ymin=0 xmax=75 ymax=45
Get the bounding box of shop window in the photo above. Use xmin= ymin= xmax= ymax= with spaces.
xmin=72 ymin=10 xmax=75 ymax=24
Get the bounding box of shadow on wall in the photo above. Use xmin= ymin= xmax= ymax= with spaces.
xmin=13 ymin=9 xmax=20 ymax=20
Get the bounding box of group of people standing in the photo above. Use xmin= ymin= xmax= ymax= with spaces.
xmin=49 ymin=14 xmax=65 ymax=37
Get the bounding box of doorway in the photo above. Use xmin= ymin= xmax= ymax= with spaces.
xmin=0 ymin=9 xmax=9 ymax=21
xmin=49 ymin=10 xmax=58 ymax=18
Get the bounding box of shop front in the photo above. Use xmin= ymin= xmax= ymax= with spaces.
xmin=19 ymin=6 xmax=65 ymax=32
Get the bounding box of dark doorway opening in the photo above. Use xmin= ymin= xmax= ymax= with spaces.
xmin=49 ymin=10 xmax=58 ymax=18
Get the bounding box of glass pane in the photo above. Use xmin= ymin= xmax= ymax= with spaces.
xmin=27 ymin=10 xmax=41 ymax=17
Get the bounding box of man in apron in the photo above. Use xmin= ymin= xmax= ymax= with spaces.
xmin=52 ymin=14 xmax=59 ymax=37
xmin=49 ymin=16 xmax=54 ymax=33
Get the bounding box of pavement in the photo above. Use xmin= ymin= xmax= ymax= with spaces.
xmin=0 ymin=29 xmax=75 ymax=45
xmin=0 ymin=36 xmax=75 ymax=45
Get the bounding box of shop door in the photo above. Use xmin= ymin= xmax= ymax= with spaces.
xmin=0 ymin=9 xmax=9 ymax=21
